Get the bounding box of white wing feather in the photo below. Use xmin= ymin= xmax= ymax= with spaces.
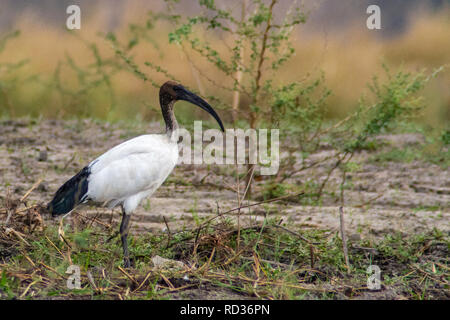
xmin=86 ymin=134 xmax=178 ymax=213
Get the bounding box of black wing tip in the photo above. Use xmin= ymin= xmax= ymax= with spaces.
xmin=48 ymin=166 xmax=90 ymax=217
xmin=47 ymin=202 xmax=68 ymax=217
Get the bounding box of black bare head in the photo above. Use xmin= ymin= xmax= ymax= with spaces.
xmin=159 ymin=81 xmax=225 ymax=133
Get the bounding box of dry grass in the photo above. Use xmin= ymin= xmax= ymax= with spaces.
xmin=0 ymin=191 xmax=448 ymax=300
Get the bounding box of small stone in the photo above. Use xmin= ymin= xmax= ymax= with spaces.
xmin=349 ymin=233 xmax=361 ymax=241
xmin=37 ymin=182 xmax=48 ymax=192
xmin=37 ymin=151 xmax=47 ymax=162
xmin=151 ymin=255 xmax=185 ymax=271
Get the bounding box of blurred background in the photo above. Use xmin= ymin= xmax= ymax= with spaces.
xmin=0 ymin=0 xmax=448 ymax=127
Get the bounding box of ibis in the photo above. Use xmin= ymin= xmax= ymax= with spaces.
xmin=47 ymin=81 xmax=224 ymax=267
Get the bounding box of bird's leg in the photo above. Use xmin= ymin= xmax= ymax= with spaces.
xmin=119 ymin=208 xmax=132 ymax=268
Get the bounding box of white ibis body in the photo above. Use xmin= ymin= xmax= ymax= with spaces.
xmin=47 ymin=81 xmax=224 ymax=267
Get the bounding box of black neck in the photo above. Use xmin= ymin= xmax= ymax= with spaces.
xmin=160 ymin=93 xmax=178 ymax=135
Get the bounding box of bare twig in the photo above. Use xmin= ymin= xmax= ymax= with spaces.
xmin=4 ymin=227 xmax=30 ymax=246
xmin=0 ymin=204 xmax=40 ymax=216
xmin=339 ymin=207 xmax=351 ymax=273
xmin=272 ymin=224 xmax=316 ymax=244
xmin=73 ymin=211 xmax=111 ymax=228
xmin=20 ymin=179 xmax=43 ymax=203
xmin=240 ymin=256 xmax=292 ymax=269
xmin=194 ymin=191 xmax=305 ymax=233
xmin=45 ymin=235 xmax=65 ymax=259
xmin=309 ymin=245 xmax=315 ymax=268
xmin=232 ymin=0 xmax=247 ymax=123
xmin=236 ymin=165 xmax=241 ymax=252
xmin=163 ymin=216 xmax=172 ymax=249
xmin=86 ymin=271 xmax=98 ymax=291
xmin=40 ymin=262 xmax=68 ymax=280
xmin=4 ymin=188 xmax=16 ymax=225
xmin=62 ymin=153 xmax=76 ymax=171
xmin=19 ymin=279 xmax=40 ymax=298
xmin=118 ymin=266 xmax=139 ymax=285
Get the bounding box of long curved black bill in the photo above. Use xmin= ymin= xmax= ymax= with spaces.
xmin=178 ymin=87 xmax=225 ymax=132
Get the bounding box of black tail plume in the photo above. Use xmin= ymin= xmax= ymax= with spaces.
xmin=47 ymin=166 xmax=90 ymax=216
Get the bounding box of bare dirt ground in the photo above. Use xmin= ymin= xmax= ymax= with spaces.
xmin=0 ymin=119 xmax=448 ymax=237
xmin=0 ymin=119 xmax=448 ymax=300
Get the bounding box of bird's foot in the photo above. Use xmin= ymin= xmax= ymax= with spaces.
xmin=123 ymin=256 xmax=131 ymax=268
